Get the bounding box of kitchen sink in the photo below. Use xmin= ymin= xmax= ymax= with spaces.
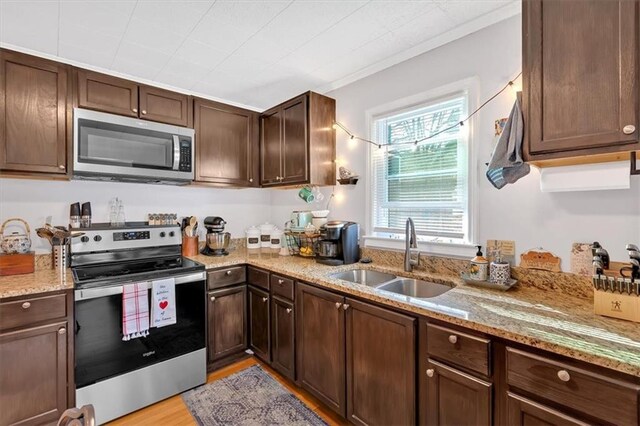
xmin=376 ymin=278 xmax=453 ymax=298
xmin=331 ymin=269 xmax=397 ymax=287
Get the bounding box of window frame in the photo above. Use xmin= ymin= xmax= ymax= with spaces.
xmin=364 ymin=78 xmax=479 ymax=257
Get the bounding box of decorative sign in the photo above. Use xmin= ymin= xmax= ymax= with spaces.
xmin=570 ymin=243 xmax=593 ymax=276
xmin=520 ymin=248 xmax=562 ymax=272
xmin=486 ymin=239 xmax=516 ymax=265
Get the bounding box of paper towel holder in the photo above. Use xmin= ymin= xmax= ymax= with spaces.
xmin=631 ymin=152 xmax=640 ymax=176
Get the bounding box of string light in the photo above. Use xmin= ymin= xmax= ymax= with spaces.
xmin=332 ymin=71 xmax=522 ymax=149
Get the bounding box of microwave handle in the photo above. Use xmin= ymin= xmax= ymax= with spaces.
xmin=172 ymin=135 xmax=180 ymax=171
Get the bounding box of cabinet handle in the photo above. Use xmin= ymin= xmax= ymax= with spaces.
xmin=142 ymin=110 xmax=147 ymax=115
xmin=262 ymin=297 xmax=268 ymax=303
xmin=426 ymin=368 xmax=434 ymax=378
xmin=58 ymin=165 xmax=65 ymax=170
xmin=21 ymin=302 xmax=31 ymax=309
xmin=58 ymin=327 xmax=66 ymax=335
xmin=342 ymin=303 xmax=350 ymax=310
xmin=249 ymin=178 xmax=253 ymax=183
xmin=225 ymin=270 xmax=232 ymax=276
xmin=623 ymin=125 xmax=636 ymax=135
xmin=335 ymin=302 xmax=342 ymax=309
xmin=448 ymin=334 xmax=458 ymax=344
xmin=132 ymin=108 xmax=138 ymax=113
xmin=557 ymin=370 xmax=571 ymax=382
xmin=278 ymin=279 xmax=284 ymax=284
xmin=210 ymin=296 xmax=216 ymax=302
xmin=286 ymin=308 xmax=292 ymax=314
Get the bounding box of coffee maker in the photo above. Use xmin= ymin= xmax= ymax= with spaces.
xmin=201 ymin=216 xmax=230 ymax=256
xmin=315 ymin=221 xmax=359 ymax=265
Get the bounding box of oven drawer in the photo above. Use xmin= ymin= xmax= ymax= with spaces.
xmin=207 ymin=266 xmax=246 ymax=290
xmin=426 ymin=323 xmax=491 ymax=376
xmin=270 ymin=274 xmax=294 ymax=301
xmin=0 ymin=293 xmax=67 ymax=331
xmin=247 ymin=266 xmax=270 ymax=290
xmin=506 ymin=347 xmax=640 ymax=425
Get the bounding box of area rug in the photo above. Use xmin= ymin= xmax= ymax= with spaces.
xmin=182 ymin=365 xmax=327 ymax=426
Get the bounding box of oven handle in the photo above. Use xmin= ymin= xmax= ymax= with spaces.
xmin=172 ymin=135 xmax=180 ymax=171
xmin=74 ymin=271 xmax=206 ymax=301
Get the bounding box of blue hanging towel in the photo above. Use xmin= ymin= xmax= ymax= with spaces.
xmin=486 ymin=92 xmax=530 ymax=189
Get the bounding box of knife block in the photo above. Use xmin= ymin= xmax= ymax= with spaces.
xmin=594 ymin=290 xmax=640 ymax=323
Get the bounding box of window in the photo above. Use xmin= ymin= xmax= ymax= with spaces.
xmin=371 ymin=93 xmax=470 ymax=243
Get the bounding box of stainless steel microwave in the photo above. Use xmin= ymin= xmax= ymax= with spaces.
xmin=73 ymin=108 xmax=195 ymax=184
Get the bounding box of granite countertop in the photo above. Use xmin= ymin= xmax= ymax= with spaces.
xmin=2 ymin=247 xmax=639 ymax=378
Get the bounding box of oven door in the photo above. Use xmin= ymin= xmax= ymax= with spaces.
xmin=73 ymin=108 xmax=194 ymax=181
xmin=74 ymin=271 xmax=206 ymax=388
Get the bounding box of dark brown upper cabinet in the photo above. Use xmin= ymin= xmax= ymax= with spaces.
xmin=0 ymin=49 xmax=70 ymax=175
xmin=260 ymin=92 xmax=335 ymax=187
xmin=194 ymin=98 xmax=258 ymax=187
xmin=523 ymin=0 xmax=640 ymax=166
xmin=76 ymin=69 xmax=191 ymax=127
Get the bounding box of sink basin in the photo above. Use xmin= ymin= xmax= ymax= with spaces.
xmin=377 ymin=278 xmax=453 ymax=298
xmin=331 ymin=269 xmax=396 ymax=287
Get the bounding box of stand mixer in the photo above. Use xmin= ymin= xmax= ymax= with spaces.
xmin=201 ymin=216 xmax=230 ymax=256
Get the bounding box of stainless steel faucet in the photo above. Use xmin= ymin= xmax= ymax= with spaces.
xmin=404 ymin=218 xmax=420 ymax=272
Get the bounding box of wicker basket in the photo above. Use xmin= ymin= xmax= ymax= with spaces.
xmin=284 ymin=231 xmax=321 ymax=257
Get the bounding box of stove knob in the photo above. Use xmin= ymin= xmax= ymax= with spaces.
xmin=160 ymin=232 xmax=166 ymax=238
xmin=94 ymin=235 xmax=102 ymax=242
xmin=81 ymin=236 xmax=89 ymax=243
xmin=169 ymin=231 xmax=175 ymax=237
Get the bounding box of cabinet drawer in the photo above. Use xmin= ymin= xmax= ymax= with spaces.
xmin=248 ymin=266 xmax=270 ymax=290
xmin=0 ymin=293 xmax=67 ymax=331
xmin=506 ymin=347 xmax=640 ymax=425
xmin=207 ymin=266 xmax=246 ymax=290
xmin=270 ymin=274 xmax=294 ymax=300
xmin=426 ymin=323 xmax=490 ymax=376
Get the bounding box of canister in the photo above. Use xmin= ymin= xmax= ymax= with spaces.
xmin=259 ymin=223 xmax=275 ymax=248
xmin=270 ymin=228 xmax=283 ymax=249
xmin=246 ymin=226 xmax=261 ymax=249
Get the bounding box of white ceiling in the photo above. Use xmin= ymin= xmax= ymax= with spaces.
xmin=0 ymin=0 xmax=519 ymax=110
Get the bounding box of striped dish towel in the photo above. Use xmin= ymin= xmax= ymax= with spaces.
xmin=122 ymin=282 xmax=150 ymax=341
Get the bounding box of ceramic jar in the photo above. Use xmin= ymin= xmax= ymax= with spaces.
xmin=270 ymin=228 xmax=283 ymax=249
xmin=0 ymin=218 xmax=32 ymax=254
xmin=259 ymin=223 xmax=275 ymax=248
xmin=246 ymin=226 xmax=261 ymax=249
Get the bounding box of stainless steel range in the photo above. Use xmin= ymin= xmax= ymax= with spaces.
xmin=71 ymin=222 xmax=206 ymax=424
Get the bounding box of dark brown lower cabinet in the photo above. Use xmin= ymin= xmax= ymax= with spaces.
xmin=345 ymin=298 xmax=416 ymax=426
xmin=207 ymin=285 xmax=247 ymax=363
xmin=296 ymin=282 xmax=346 ymax=416
xmin=0 ymin=321 xmax=69 ymax=425
xmin=423 ymin=358 xmax=492 ymax=426
xmin=507 ymin=392 xmax=590 ymax=426
xmin=248 ymin=285 xmax=270 ymax=362
xmin=271 ymin=295 xmax=295 ymax=380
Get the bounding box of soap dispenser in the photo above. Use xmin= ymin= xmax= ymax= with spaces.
xmin=469 ymin=245 xmax=489 ymax=281
xmin=489 ymin=249 xmax=511 ymax=284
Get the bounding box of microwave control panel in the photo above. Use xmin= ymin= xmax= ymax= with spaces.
xmin=179 ymin=139 xmax=192 ymax=172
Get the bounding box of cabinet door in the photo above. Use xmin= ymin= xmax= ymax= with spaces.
xmin=423 ymin=359 xmax=492 ymax=426
xmin=76 ymin=69 xmax=138 ymax=117
xmin=208 ymin=285 xmax=247 ymax=363
xmin=139 ymin=85 xmax=190 ymax=127
xmin=524 ymin=0 xmax=640 ymax=159
xmin=507 ymin=393 xmax=591 ymax=426
xmin=281 ymin=95 xmax=308 ymax=184
xmin=271 ymin=296 xmax=295 ymax=380
xmin=0 ymin=50 xmax=69 ymax=174
xmin=296 ymin=282 xmax=346 ymax=417
xmin=248 ymin=285 xmax=270 ymax=362
xmin=195 ymin=99 xmax=258 ymax=186
xmin=259 ymin=108 xmax=282 ymax=185
xmin=345 ymin=298 xmax=415 ymax=426
xmin=0 ymin=321 xmax=68 ymax=425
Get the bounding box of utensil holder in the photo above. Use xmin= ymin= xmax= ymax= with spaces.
xmin=52 ymin=245 xmax=69 ymax=270
xmin=182 ymin=236 xmax=199 ymax=257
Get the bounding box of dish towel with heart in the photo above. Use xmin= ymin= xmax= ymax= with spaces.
xmin=122 ymin=282 xmax=150 ymax=341
xmin=151 ymin=278 xmax=177 ymax=328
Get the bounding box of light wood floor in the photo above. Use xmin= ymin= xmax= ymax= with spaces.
xmin=108 ymin=357 xmax=348 ymax=426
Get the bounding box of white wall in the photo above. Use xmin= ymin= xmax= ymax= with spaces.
xmin=0 ymin=178 xmax=271 ymax=253
xmin=270 ymin=15 xmax=640 ymax=265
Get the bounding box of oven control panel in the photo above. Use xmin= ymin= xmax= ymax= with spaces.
xmin=113 ymin=231 xmax=150 ymax=241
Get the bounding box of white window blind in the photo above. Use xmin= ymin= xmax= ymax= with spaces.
xmin=371 ymin=94 xmax=469 ymax=240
